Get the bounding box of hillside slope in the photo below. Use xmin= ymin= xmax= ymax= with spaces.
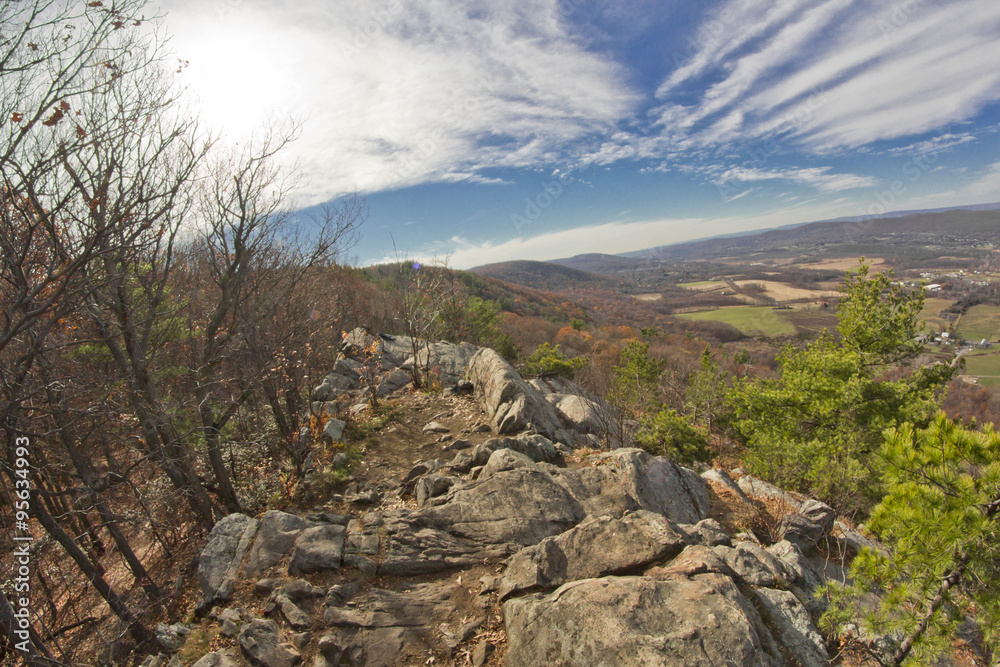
xmin=470 ymin=259 xmax=615 ymax=290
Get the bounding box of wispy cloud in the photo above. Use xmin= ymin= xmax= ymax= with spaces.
xmin=715 ymin=166 xmax=877 ymax=192
xmin=655 ymin=0 xmax=1000 ymax=152
xmin=887 ymin=132 xmax=977 ymax=156
xmin=160 ymin=0 xmax=1000 ymax=222
xmin=162 ymin=0 xmax=637 ymax=204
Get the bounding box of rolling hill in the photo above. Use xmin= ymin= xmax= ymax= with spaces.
xmin=470 ymin=259 xmax=616 ymax=290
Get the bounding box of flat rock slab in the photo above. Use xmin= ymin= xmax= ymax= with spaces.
xmin=378 ymin=512 xmax=510 ymax=576
xmin=499 ymin=510 xmax=688 ymax=598
xmin=504 ymin=573 xmax=781 ymax=667
xmin=427 ymin=461 xmax=585 ymax=547
xmin=322 ymin=583 xmax=459 ymax=667
xmin=245 ymin=511 xmax=312 ymax=576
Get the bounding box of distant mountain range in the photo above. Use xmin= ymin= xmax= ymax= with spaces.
xmin=469 ymin=203 xmax=1000 ymax=287
xmin=548 ymin=203 xmax=1000 ymax=272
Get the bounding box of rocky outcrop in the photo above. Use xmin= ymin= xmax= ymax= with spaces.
xmin=504 ymin=573 xmax=781 ymax=666
xmin=287 ymin=524 xmax=345 ymax=575
xmin=753 ymin=587 xmax=830 ymax=667
xmin=466 ymin=347 xmax=572 ymax=444
xmin=427 ymin=450 xmax=585 ymax=546
xmin=184 ymin=341 xmax=891 ymax=667
xmin=316 ymin=329 xmax=480 ymax=401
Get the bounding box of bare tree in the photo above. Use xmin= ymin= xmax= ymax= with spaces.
xmin=0 ymin=0 xmax=170 ymax=655
xmin=175 ymin=130 xmax=365 ymax=505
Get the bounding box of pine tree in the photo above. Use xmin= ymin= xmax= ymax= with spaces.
xmin=822 ymin=414 xmax=1000 ymax=665
xmin=727 ymin=260 xmax=954 ymax=514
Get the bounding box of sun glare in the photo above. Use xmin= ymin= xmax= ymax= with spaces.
xmin=174 ymin=23 xmax=301 ymax=140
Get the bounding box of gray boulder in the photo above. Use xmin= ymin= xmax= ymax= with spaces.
xmin=767 ymin=540 xmax=828 ymax=615
xmin=682 ymin=517 xmax=733 ymax=547
xmin=779 ymin=499 xmax=836 ymax=552
xmin=713 ymin=541 xmax=794 ymax=588
xmin=287 ymin=524 xmax=346 ymax=575
xmin=155 ymin=623 xmax=189 ymax=651
xmin=376 ymin=368 xmax=412 ymax=396
xmin=414 ymin=473 xmax=455 ymax=508
xmin=442 ymin=434 xmax=561 ymax=475
xmin=198 ymin=514 xmax=260 ymax=607
xmin=552 ymin=449 xmax=710 ymax=525
xmin=466 ymin=347 xmax=572 ymax=444
xmin=322 ymin=419 xmax=346 ymax=444
xmin=545 ymin=393 xmax=609 ymax=434
xmin=245 ymin=511 xmax=312 ymax=576
xmin=311 ymin=357 xmax=362 ymax=400
xmin=238 ymin=619 xmax=300 ymax=667
xmin=499 ymin=510 xmax=688 ymax=598
xmin=273 ymin=594 xmax=311 ymax=630
xmin=504 ymin=573 xmax=780 ymax=666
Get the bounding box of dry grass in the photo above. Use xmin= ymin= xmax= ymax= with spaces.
xmin=733 ymin=280 xmax=840 ymax=301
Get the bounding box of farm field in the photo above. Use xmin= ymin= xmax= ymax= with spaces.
xmin=733 ymin=280 xmax=839 ymax=301
xmin=917 ymin=297 xmax=954 ymax=332
xmin=791 ymin=256 xmax=887 ymax=272
xmin=961 ymin=349 xmax=1000 ymax=387
xmin=678 ymin=280 xmax=727 ymax=291
xmin=957 ymin=304 xmax=1000 ymax=342
xmin=781 ymin=306 xmax=838 ymax=333
xmin=678 ymin=306 xmax=798 ymax=336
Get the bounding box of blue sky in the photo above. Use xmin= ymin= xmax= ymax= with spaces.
xmin=159 ymin=0 xmax=1000 ymax=268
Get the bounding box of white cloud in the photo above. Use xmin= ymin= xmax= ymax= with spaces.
xmin=965 ymin=161 xmax=1000 ymax=197
xmin=160 ymin=0 xmax=637 ymax=204
xmin=656 ymin=0 xmax=1000 ymax=152
xmin=157 ymin=0 xmax=1000 ymax=213
xmin=419 ymin=200 xmax=887 ymax=269
xmin=887 ymin=133 xmax=977 ymax=156
xmin=716 ymin=166 xmax=878 ymax=192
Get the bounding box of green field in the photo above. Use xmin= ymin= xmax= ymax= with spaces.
xmin=678 ymin=306 xmax=797 ymax=336
xmin=958 ymin=304 xmax=1000 ymax=342
xmin=962 ymin=349 xmax=1000 ymax=387
xmin=917 ymin=297 xmax=954 ymax=332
